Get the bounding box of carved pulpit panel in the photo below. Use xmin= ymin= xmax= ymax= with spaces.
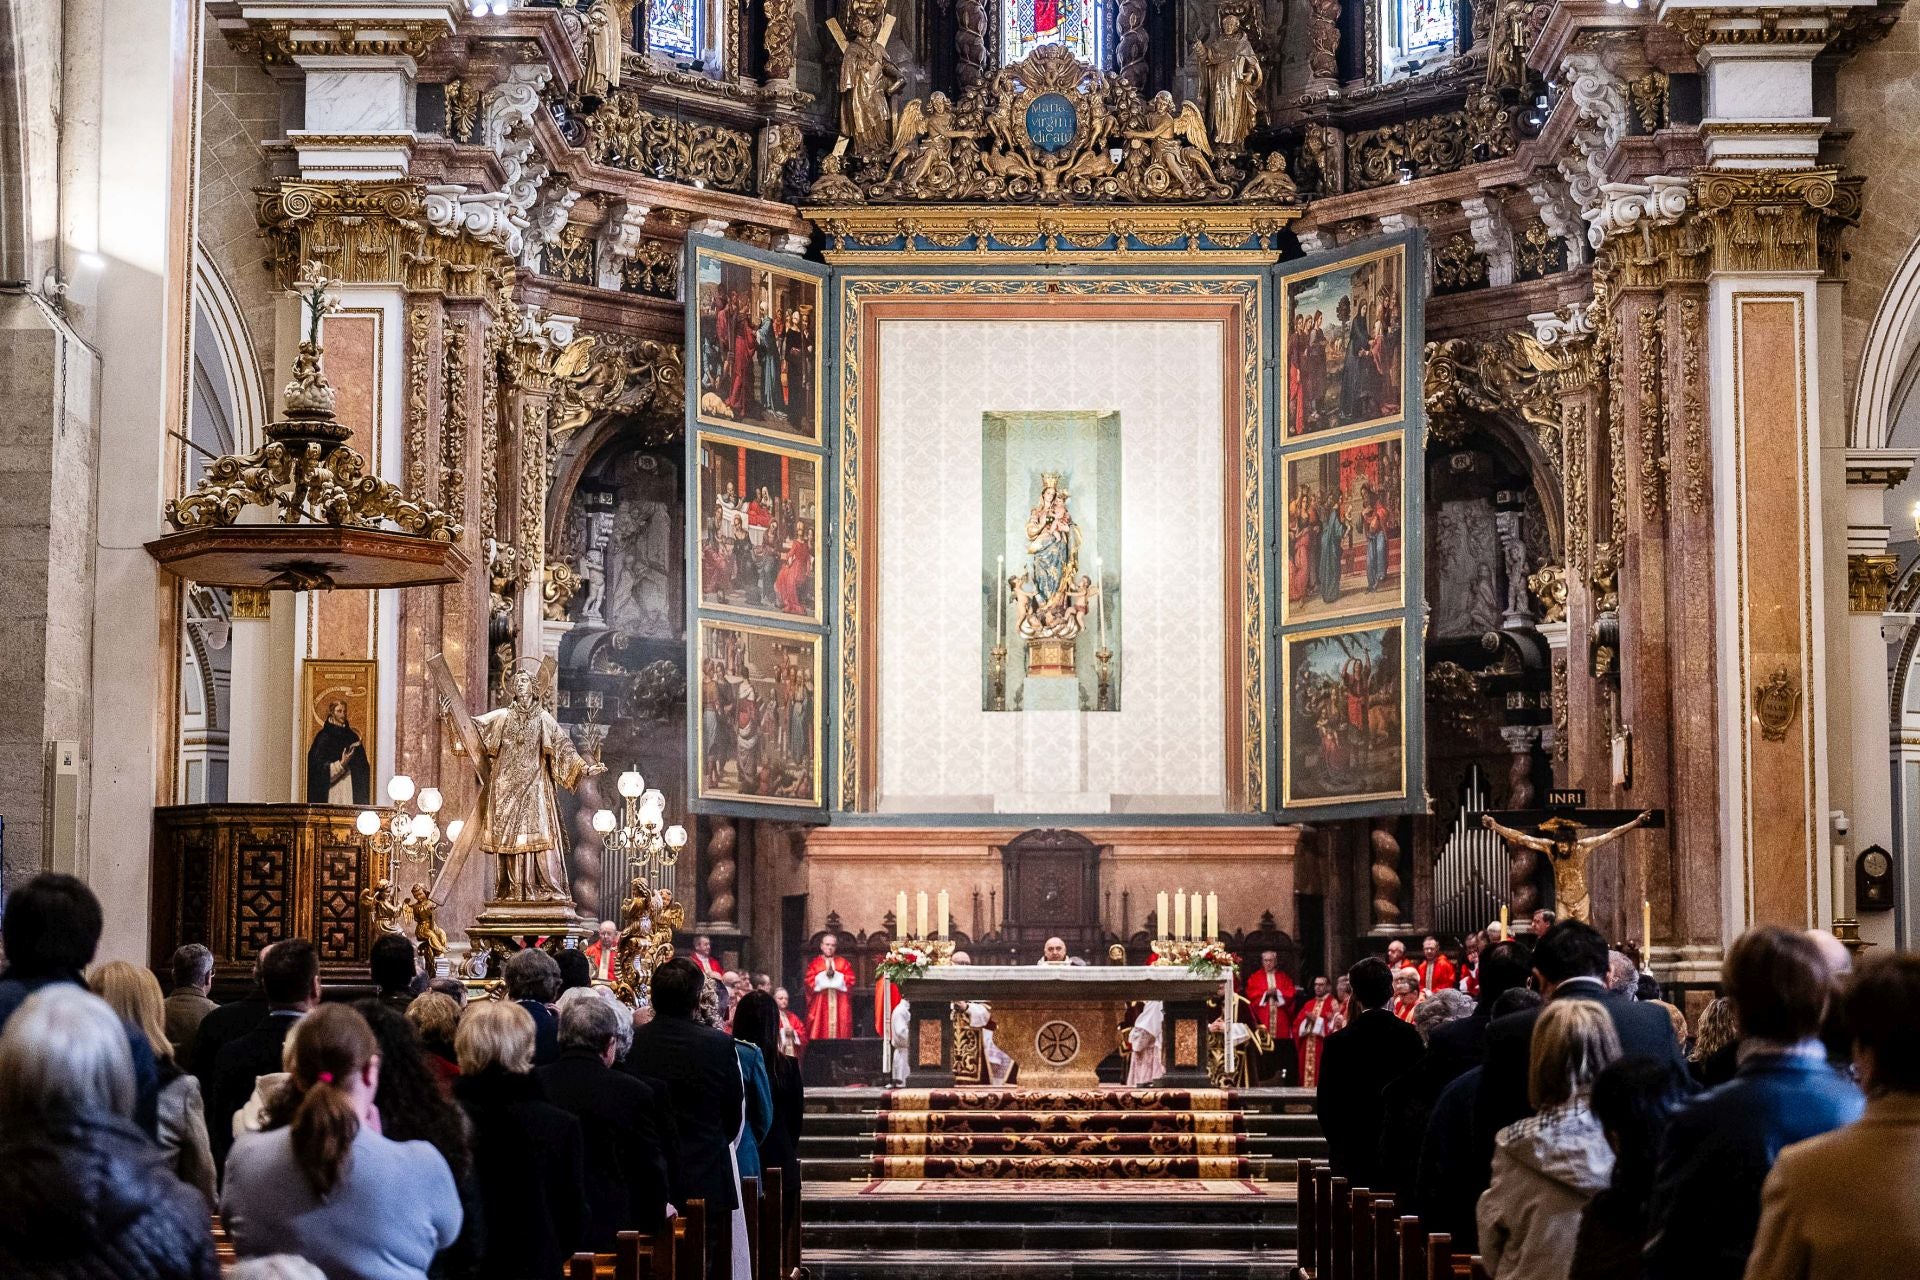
xmin=999 ymin=827 xmax=1104 ymax=959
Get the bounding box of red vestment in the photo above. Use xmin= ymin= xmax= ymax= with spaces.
xmin=1032 ymin=0 xmax=1059 ymax=34
xmin=874 ymin=976 xmax=901 ymax=1037
xmin=1392 ymin=994 xmax=1420 ymax=1023
xmin=778 ymin=1009 xmax=807 ymax=1059
xmin=1414 ymin=955 xmax=1456 ymax=993
xmin=1294 ymin=994 xmax=1338 ymax=1088
xmin=1245 ymin=968 xmax=1297 ymax=1037
xmin=691 ymin=953 xmax=724 ymax=980
xmin=804 ymin=954 xmax=856 ymax=1040
xmin=584 ymin=940 xmax=619 ymax=983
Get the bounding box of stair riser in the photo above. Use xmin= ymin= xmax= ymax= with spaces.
xmin=805 ymin=1223 xmax=1296 ymax=1250
xmin=801 ymin=1199 xmax=1296 ymax=1228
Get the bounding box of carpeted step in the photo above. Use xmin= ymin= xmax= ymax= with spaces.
xmin=806 ymin=1245 xmax=1295 ymax=1279
xmin=878 ymin=1131 xmax=1243 ymax=1156
xmin=874 ymin=1153 xmax=1252 ymax=1179
xmin=887 ymin=1087 xmax=1235 ymax=1113
xmin=878 ymin=1109 xmax=1246 ymax=1135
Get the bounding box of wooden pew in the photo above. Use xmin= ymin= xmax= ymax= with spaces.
xmin=758 ymin=1166 xmax=786 ymax=1280
xmin=1365 ymin=1195 xmax=1394 ymax=1280
xmin=568 ymin=1253 xmax=601 ymax=1280
xmin=742 ymin=1176 xmax=761 ymax=1277
xmin=1315 ymin=1164 xmax=1337 ymax=1280
xmin=1423 ymin=1233 xmax=1453 ymax=1280
xmin=1350 ymin=1190 xmax=1376 ymax=1280
xmin=1330 ymin=1177 xmax=1355 ymax=1280
xmin=1294 ymin=1158 xmax=1320 ymax=1279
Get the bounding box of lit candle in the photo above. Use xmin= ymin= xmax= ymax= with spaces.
xmin=1833 ymin=843 xmax=1850 ymax=921
xmin=1500 ymin=904 xmax=1510 ymax=934
xmin=898 ymin=890 xmax=909 ymax=936
xmin=937 ymin=890 xmax=950 ymax=940
xmin=1206 ymin=892 xmax=1219 ymax=943
xmin=1157 ymin=892 xmax=1169 ymax=940
xmin=916 ymin=891 xmax=929 ymax=938
xmin=1642 ymin=899 xmax=1652 ymax=953
xmin=1175 ymin=891 xmax=1187 ymax=943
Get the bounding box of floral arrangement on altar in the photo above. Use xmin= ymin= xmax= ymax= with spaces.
xmin=1185 ymin=942 xmax=1239 ymax=977
xmin=876 ymin=940 xmax=935 ymax=983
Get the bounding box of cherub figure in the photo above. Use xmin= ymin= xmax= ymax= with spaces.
xmin=361 ymin=878 xmax=406 ymax=936
xmin=405 ymin=883 xmax=448 ymax=970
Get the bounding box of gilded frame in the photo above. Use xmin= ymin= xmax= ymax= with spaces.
xmin=1278 ymin=427 xmax=1408 ymax=627
xmin=693 ymin=618 xmax=826 ymax=810
xmin=1280 ymin=618 xmax=1409 ymax=808
xmin=692 ymin=244 xmax=827 ymax=446
xmin=833 ymin=270 xmax=1270 ymax=814
xmin=693 ymin=429 xmax=826 ymax=626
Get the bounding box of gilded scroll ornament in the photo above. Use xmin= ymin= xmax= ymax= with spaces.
xmin=406 ymin=306 xmax=431 ymax=499
xmin=1694 ymin=167 xmax=1863 ymax=276
xmin=1679 ymin=296 xmax=1706 ymax=510
xmin=1422 ymin=332 xmax=1566 ymax=472
xmin=1434 ymin=232 xmax=1489 ymax=292
xmin=442 ymin=319 xmax=470 ymax=520
xmin=1565 ymin=402 xmax=1590 ymax=574
xmin=165 ymin=265 xmax=460 ymax=545
xmin=621 ymin=238 xmax=682 ymax=298
xmin=1755 ymin=668 xmax=1801 ymax=743
xmin=550 ymin=334 xmax=687 ymax=445
xmin=586 ymin=92 xmax=755 ymax=193
xmin=1346 ymin=103 xmax=1514 ymax=191
xmin=1638 ymin=306 xmax=1667 ymax=517
xmin=1528 ymin=564 xmax=1569 ymax=624
xmin=1515 ymin=220 xmax=1560 ymax=279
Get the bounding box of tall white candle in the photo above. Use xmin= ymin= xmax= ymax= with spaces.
xmin=1175 ymin=891 xmax=1187 ymax=943
xmin=897 ymin=890 xmax=909 ymax=936
xmin=1833 ymin=843 xmax=1850 ymax=920
xmin=937 ymin=890 xmax=949 ymax=939
xmin=1206 ymin=892 xmax=1219 ymax=942
xmin=916 ymin=891 xmax=929 ymax=938
xmin=1157 ymin=892 xmax=1169 ymax=940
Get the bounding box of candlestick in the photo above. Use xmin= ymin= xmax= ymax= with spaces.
xmin=897 ymin=890 xmax=909 ymax=937
xmin=1642 ymin=899 xmax=1652 ymax=955
xmin=1157 ymin=892 xmax=1169 ymax=940
xmin=1175 ymin=891 xmax=1187 ymax=943
xmin=1206 ymin=892 xmax=1219 ymax=943
xmin=1500 ymin=904 xmax=1509 ymax=934
xmin=916 ymin=891 xmax=928 ymax=938
xmin=937 ymin=890 xmax=950 ymax=940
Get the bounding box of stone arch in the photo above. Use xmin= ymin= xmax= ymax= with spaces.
xmin=190 ymin=249 xmax=269 ymax=454
xmin=1850 ymin=226 xmax=1920 ymax=450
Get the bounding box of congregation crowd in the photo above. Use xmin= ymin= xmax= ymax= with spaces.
xmin=1306 ymin=913 xmax=1920 ymax=1280
xmin=0 ymin=874 xmax=805 ymax=1280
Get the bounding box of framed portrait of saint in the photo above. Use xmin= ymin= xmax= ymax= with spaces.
xmin=695 ymin=621 xmax=823 ymax=809
xmin=302 ymin=659 xmax=376 ymax=806
xmin=1280 ymin=243 xmax=1408 ymax=438
xmin=695 ymin=433 xmax=821 ymax=623
xmin=692 ymin=246 xmax=824 ymax=444
xmin=1282 ymin=621 xmax=1406 ymax=807
xmin=1280 ymin=431 xmax=1405 ymax=625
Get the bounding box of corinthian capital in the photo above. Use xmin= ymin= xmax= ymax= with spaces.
xmin=1587 ymin=175 xmax=1693 ymax=248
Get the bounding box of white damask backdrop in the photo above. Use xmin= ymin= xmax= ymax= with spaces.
xmin=874 ymin=318 xmax=1230 ymax=813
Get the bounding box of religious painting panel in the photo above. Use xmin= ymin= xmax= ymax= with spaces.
xmin=695 ymin=620 xmax=824 ymax=810
xmin=1282 ymin=621 xmax=1407 ymax=807
xmin=692 ymin=245 xmax=824 ymax=444
xmin=696 ymin=433 xmax=821 ymax=623
xmin=301 ymin=659 xmax=376 ymax=806
xmin=1280 ymin=431 xmax=1404 ymax=626
xmin=1280 ymin=243 xmax=1408 ymax=439
xmin=980 ymin=409 xmax=1122 ymax=713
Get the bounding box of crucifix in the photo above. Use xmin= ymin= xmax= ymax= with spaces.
xmin=1480 ymin=788 xmax=1663 ymax=924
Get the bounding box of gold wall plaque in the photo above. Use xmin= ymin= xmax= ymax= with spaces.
xmin=1756 ymin=668 xmax=1801 ymax=743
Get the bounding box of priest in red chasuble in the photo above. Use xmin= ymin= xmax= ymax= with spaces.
xmin=1413 ymin=935 xmax=1456 ymax=993
xmin=1293 ymin=975 xmax=1338 ymax=1088
xmin=689 ymin=933 xmax=724 ymax=980
xmin=1245 ymin=950 xmax=1299 ymax=1084
xmin=804 ymin=932 xmax=856 ymax=1040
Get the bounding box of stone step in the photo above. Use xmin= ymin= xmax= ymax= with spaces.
xmin=805 ymin=1221 xmax=1290 ymax=1251
xmin=801 ymin=1188 xmax=1295 ymax=1227
xmin=805 ymin=1246 xmax=1296 ymax=1279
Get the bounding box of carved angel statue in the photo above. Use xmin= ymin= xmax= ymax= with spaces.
xmin=1240 ymin=151 xmax=1299 ymax=201
xmin=1124 ymin=92 xmax=1225 ymax=197
xmin=361 ymin=878 xmax=407 ymax=936
xmin=830 ymin=13 xmax=903 ymax=161
xmin=405 ymin=883 xmax=449 ymax=971
xmin=883 ymin=92 xmax=987 ymax=196
xmin=1192 ymin=11 xmax=1263 ymax=150
xmin=808 ymin=145 xmax=867 ymax=202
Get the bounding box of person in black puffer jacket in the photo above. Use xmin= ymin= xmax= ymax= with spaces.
xmin=0 ymin=984 xmax=218 ymax=1280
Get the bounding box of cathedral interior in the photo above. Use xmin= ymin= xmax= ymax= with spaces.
xmin=5 ymin=0 xmax=1920 ymax=1098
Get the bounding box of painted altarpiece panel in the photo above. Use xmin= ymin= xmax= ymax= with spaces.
xmin=1281 ymin=432 xmax=1405 ymax=625
xmin=1281 ymin=244 xmax=1408 ymax=439
xmin=696 ymin=433 xmax=820 ymax=623
xmin=695 ymin=620 xmax=824 ymax=809
xmin=693 ymin=246 xmax=824 ymax=444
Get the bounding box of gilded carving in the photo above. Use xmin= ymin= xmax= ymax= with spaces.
xmin=1627 ymin=72 xmax=1668 ymax=132
xmin=1192 ymin=6 xmax=1263 ymax=150
xmin=1849 ymin=553 xmax=1900 ymax=614
xmin=831 ymin=10 xmax=903 ymax=161
xmin=1552 ymin=650 xmax=1569 ymax=769
xmin=406 ymin=306 xmax=431 ymax=500
xmin=1694 ymin=167 xmax=1863 ymax=276
xmin=1423 ymin=333 xmax=1567 ymax=473
xmin=763 ymin=0 xmax=798 ymax=81
xmin=620 ymin=238 xmax=682 ymax=298
xmin=1515 ymin=220 xmax=1560 ymax=280
xmin=550 ymin=335 xmax=687 ymax=445
xmin=225 ymin=18 xmax=450 ymax=65
xmin=1346 ymin=104 xmax=1514 ymax=192
xmin=816 ymin=46 xmax=1289 ymax=206
xmin=545 ymin=224 xmax=597 ymax=285
xmin=1756 ymin=668 xmax=1801 ymax=743
xmin=1637 ymin=306 xmax=1666 ymax=517
xmin=1434 ymin=232 xmax=1489 ymax=293
xmin=518 ymin=400 xmax=547 ymax=589
xmin=1565 ymin=401 xmax=1590 ymax=575
xmin=1306 ymin=0 xmax=1341 ymax=86
xmin=480 ymin=325 xmax=504 ymax=542
xmin=229 ymin=587 xmax=272 ymax=620
xmin=1679 ymin=296 xmax=1706 ymax=510
xmin=258 ymin=180 xmax=515 ymax=303
xmin=443 ymin=78 xmax=482 ymax=144
xmin=442 ymin=319 xmax=470 ymax=520
xmin=1528 ymin=564 xmax=1569 ymax=623
xmin=1604 ymin=311 xmax=1626 ymax=540
xmin=586 ymin=92 xmax=755 ymax=193
xmin=543 ymin=561 xmax=583 ymax=621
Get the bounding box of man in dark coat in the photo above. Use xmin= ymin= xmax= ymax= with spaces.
xmin=505 ymin=948 xmax=563 ymax=1067
xmin=305 ymin=700 xmax=370 ymax=804
xmin=539 ymin=994 xmax=673 ymax=1249
xmin=628 ymin=956 xmax=746 ymax=1276
xmin=209 ymin=939 xmax=320 ymax=1169
xmin=1315 ymin=956 xmax=1423 ymax=1188
xmin=190 ymin=950 xmax=271 ymax=1097
xmin=1645 ymin=926 xmax=1863 ymax=1280
xmin=1425 ymin=939 xmax=1532 ymax=1084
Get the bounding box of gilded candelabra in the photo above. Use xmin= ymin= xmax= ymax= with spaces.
xmin=593 ymin=771 xmax=690 ymax=1001
xmin=356 ymin=775 xmax=460 ymax=886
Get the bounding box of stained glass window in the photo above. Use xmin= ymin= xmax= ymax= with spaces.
xmin=1000 ymin=0 xmax=1104 ymax=68
xmin=1378 ymin=0 xmax=1456 ymax=82
xmin=647 ymin=0 xmax=700 ymax=61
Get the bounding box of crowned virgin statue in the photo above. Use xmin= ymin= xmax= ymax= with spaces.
xmin=1014 ymin=473 xmax=1085 ymax=642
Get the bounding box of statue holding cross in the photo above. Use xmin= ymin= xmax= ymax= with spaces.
xmin=1481 ymin=790 xmax=1662 ymax=923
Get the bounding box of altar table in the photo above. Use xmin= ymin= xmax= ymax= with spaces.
xmin=897 ymin=965 xmax=1225 ymax=1089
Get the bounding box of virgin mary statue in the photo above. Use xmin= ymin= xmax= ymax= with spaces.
xmin=1021 ymin=473 xmax=1081 ymax=631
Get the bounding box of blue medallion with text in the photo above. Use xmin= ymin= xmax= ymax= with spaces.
xmin=1024 ymin=93 xmax=1077 ymax=152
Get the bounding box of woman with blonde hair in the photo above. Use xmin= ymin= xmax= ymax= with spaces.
xmin=88 ymin=959 xmax=218 ymax=1207
xmin=454 ymin=1000 xmax=587 ymax=1280
xmin=1478 ymin=999 xmax=1622 ymax=1280
xmin=1690 ymin=994 xmax=1739 ymax=1087
xmin=223 ymin=1004 xmax=461 ymax=1280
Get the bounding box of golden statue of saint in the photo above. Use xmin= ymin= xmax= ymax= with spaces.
xmin=471 ymin=663 xmax=607 ymax=901
xmin=832 ymin=13 xmax=903 ymax=161
xmin=1193 ymin=12 xmax=1263 ymax=150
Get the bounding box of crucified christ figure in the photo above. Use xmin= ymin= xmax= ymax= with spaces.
xmin=1481 ymin=809 xmax=1656 ymax=924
